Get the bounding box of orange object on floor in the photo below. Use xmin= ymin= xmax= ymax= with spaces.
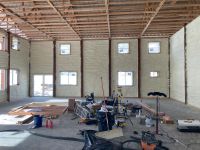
xmin=141 ymin=141 xmax=156 ymax=150
xmin=162 ymin=115 xmax=174 ymax=124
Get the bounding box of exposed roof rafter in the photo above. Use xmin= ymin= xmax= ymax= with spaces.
xmin=0 ymin=3 xmax=51 ymax=39
xmin=140 ymin=0 xmax=166 ymax=37
xmin=0 ymin=0 xmax=199 ymax=40
xmin=46 ymin=0 xmax=80 ymax=39
xmin=105 ymin=0 xmax=111 ymax=38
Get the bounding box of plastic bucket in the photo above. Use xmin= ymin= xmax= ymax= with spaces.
xmin=34 ymin=115 xmax=43 ymax=128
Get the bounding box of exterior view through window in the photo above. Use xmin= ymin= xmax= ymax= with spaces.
xmin=0 ymin=69 xmax=6 ymax=91
xmin=60 ymin=72 xmax=77 ymax=85
xmin=118 ymin=72 xmax=133 ymax=86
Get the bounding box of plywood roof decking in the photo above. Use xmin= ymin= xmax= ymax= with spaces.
xmin=0 ymin=0 xmax=199 ymax=40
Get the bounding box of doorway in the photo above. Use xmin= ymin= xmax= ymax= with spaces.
xmin=33 ymin=75 xmax=53 ymax=96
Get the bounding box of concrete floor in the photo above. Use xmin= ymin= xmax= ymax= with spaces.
xmin=0 ymin=97 xmax=200 ymax=150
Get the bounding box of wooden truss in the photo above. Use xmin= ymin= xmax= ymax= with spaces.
xmin=0 ymin=0 xmax=199 ymax=40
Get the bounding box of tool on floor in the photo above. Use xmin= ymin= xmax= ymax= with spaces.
xmin=113 ymin=86 xmax=127 ymax=127
xmin=100 ymin=77 xmax=110 ymax=131
xmin=141 ymin=131 xmax=168 ymax=150
xmin=147 ymin=92 xmax=167 ymax=134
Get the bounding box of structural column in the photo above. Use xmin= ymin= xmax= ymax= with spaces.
xmin=7 ymin=32 xmax=11 ymax=102
xmin=184 ymin=24 xmax=188 ymax=104
xmin=28 ymin=41 xmax=31 ymax=97
xmin=53 ymin=40 xmax=56 ymax=97
xmin=168 ymin=38 xmax=171 ymax=98
xmin=138 ymin=38 xmax=141 ymax=98
xmin=80 ymin=39 xmax=84 ymax=97
xmin=108 ymin=39 xmax=112 ymax=96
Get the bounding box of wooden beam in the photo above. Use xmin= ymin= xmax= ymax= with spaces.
xmin=53 ymin=40 xmax=56 ymax=97
xmin=28 ymin=40 xmax=31 ymax=97
xmin=108 ymin=38 xmax=111 ymax=96
xmin=138 ymin=38 xmax=141 ymax=98
xmin=168 ymin=38 xmax=171 ymax=98
xmin=184 ymin=24 xmax=188 ymax=105
xmin=46 ymin=0 xmax=80 ymax=38
xmin=105 ymin=0 xmax=111 ymax=37
xmin=7 ymin=32 xmax=11 ymax=102
xmin=140 ymin=0 xmax=166 ymax=37
xmin=80 ymin=39 xmax=83 ymax=97
xmin=0 ymin=3 xmax=51 ymax=39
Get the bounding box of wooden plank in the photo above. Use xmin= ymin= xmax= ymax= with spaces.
xmin=140 ymin=0 xmax=166 ymax=37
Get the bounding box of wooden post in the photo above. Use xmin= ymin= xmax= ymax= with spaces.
xmin=108 ymin=39 xmax=111 ymax=96
xmin=80 ymin=39 xmax=84 ymax=97
xmin=184 ymin=24 xmax=188 ymax=105
xmin=7 ymin=32 xmax=11 ymax=102
xmin=53 ymin=40 xmax=56 ymax=97
xmin=28 ymin=40 xmax=31 ymax=97
xmin=168 ymin=38 xmax=170 ymax=98
xmin=138 ymin=38 xmax=141 ymax=98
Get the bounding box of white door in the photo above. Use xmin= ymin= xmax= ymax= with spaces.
xmin=33 ymin=75 xmax=53 ymax=96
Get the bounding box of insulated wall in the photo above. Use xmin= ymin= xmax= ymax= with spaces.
xmin=29 ymin=39 xmax=169 ymax=98
xmin=170 ymin=28 xmax=185 ymax=102
xmin=30 ymin=41 xmax=53 ymax=96
xmin=170 ymin=16 xmax=200 ymax=108
xmin=141 ymin=38 xmax=169 ymax=97
xmin=0 ymin=31 xmax=8 ymax=102
xmin=111 ymin=39 xmax=138 ymax=97
xmin=83 ymin=40 xmax=109 ymax=97
xmin=10 ymin=37 xmax=29 ymax=100
xmin=187 ymin=16 xmax=200 ymax=108
xmin=56 ymin=41 xmax=81 ymax=97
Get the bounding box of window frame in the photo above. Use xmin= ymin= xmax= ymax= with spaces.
xmin=0 ymin=36 xmax=6 ymax=51
xmin=117 ymin=42 xmax=129 ymax=54
xmin=12 ymin=36 xmax=20 ymax=51
xmin=0 ymin=68 xmax=6 ymax=91
xmin=150 ymin=71 xmax=159 ymax=78
xmin=60 ymin=71 xmax=77 ymax=85
xmin=10 ymin=69 xmax=19 ymax=86
xmin=118 ymin=71 xmax=133 ymax=86
xmin=59 ymin=43 xmax=71 ymax=55
xmin=148 ymin=42 xmax=160 ymax=54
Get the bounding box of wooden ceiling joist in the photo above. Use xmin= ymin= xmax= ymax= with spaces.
xmin=140 ymin=0 xmax=166 ymax=37
xmin=45 ymin=0 xmax=80 ymax=39
xmin=105 ymin=0 xmax=111 ymax=37
xmin=0 ymin=0 xmax=199 ymax=40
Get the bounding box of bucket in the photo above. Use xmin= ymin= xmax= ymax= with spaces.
xmin=96 ymin=111 xmax=115 ymax=131
xmin=34 ymin=115 xmax=43 ymax=128
xmin=145 ymin=117 xmax=153 ymax=127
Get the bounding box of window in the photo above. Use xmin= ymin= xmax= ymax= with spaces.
xmin=118 ymin=72 xmax=133 ymax=86
xmin=10 ymin=69 xmax=19 ymax=86
xmin=148 ymin=42 xmax=160 ymax=53
xmin=12 ymin=37 xmax=19 ymax=50
xmin=0 ymin=36 xmax=6 ymax=51
xmin=60 ymin=44 xmax=70 ymax=55
xmin=150 ymin=71 xmax=159 ymax=78
xmin=60 ymin=72 xmax=77 ymax=85
xmin=118 ymin=43 xmax=129 ymax=54
xmin=0 ymin=69 xmax=6 ymax=91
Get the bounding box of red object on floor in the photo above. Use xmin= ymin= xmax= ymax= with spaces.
xmin=46 ymin=118 xmax=53 ymax=128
